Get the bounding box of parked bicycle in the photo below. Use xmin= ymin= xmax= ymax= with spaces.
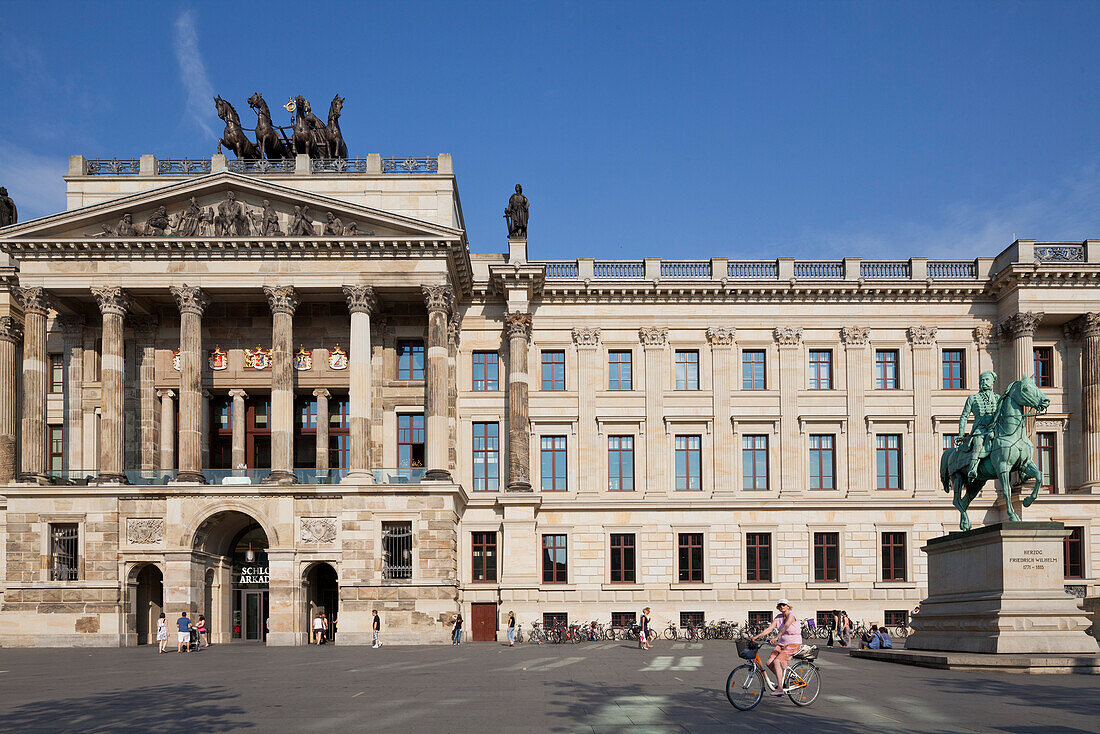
xmin=727 ymin=639 xmax=821 ymax=710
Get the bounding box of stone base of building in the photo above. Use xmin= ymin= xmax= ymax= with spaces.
xmin=906 ymin=522 xmax=1098 ymax=655
xmin=851 ymin=648 xmax=1100 ymax=674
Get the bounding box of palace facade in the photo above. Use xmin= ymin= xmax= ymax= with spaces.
xmin=0 ymin=152 xmax=1096 ymax=646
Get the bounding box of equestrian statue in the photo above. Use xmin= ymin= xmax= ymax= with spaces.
xmin=939 ymin=370 xmax=1050 ymax=531
xmin=248 ymin=93 xmax=291 ymax=160
xmin=214 ymin=96 xmax=259 ymax=159
xmin=212 ymin=94 xmax=349 ymax=160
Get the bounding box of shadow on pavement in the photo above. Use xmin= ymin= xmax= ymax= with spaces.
xmin=1 ymin=683 xmax=252 ymax=733
xmin=952 ymin=677 xmax=1100 ymax=720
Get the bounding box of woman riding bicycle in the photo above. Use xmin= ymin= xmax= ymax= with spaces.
xmin=751 ymin=598 xmax=802 ymax=696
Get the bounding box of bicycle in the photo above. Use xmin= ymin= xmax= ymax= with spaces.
xmin=726 ymin=639 xmax=821 ymax=710
xmin=527 ymin=622 xmax=544 ymax=645
xmin=893 ymin=625 xmax=909 ymax=639
xmin=662 ymin=621 xmax=679 ymax=640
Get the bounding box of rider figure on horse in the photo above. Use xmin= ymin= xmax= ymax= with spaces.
xmin=956 ymin=370 xmax=1000 ymax=481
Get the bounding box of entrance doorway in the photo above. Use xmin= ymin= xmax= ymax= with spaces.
xmin=133 ymin=565 xmax=163 ymax=645
xmin=304 ymin=563 xmax=339 ymax=643
xmin=471 ymin=603 xmax=498 ymax=642
xmin=192 ymin=510 xmax=270 ymax=644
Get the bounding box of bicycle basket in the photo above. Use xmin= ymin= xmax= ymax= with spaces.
xmin=792 ymin=644 xmax=818 ymax=661
xmin=735 ymin=638 xmax=760 ymax=660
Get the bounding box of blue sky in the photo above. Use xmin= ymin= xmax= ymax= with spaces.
xmin=1 ymin=1 xmax=1098 ymax=260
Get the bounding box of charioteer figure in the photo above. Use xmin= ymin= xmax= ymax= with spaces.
xmin=955 ymin=370 xmax=1000 ymax=481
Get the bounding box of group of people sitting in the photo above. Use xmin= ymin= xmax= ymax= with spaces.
xmin=859 ymin=624 xmax=893 ymax=650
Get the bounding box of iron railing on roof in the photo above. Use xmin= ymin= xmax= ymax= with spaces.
xmin=381 ymin=157 xmax=439 ymax=174
xmin=157 ymin=158 xmax=212 ymax=175
xmin=227 ymin=158 xmax=296 ymax=174
xmin=1034 ymin=244 xmax=1085 ymax=262
xmin=311 ymin=158 xmax=372 ymax=173
xmin=87 ymin=158 xmax=140 ymax=175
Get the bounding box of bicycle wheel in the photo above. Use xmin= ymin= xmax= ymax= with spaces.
xmin=726 ymin=665 xmax=764 ymax=711
xmin=895 ymin=625 xmax=909 ymax=638
xmin=786 ymin=661 xmax=821 ymax=706
xmin=605 ymin=627 xmax=617 ymax=641
xmin=663 ymin=627 xmax=677 ymax=640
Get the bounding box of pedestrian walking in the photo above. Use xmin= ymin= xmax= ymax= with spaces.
xmin=839 ymin=611 xmax=852 ymax=647
xmin=176 ymin=611 xmax=192 ymax=653
xmin=452 ymin=614 xmax=463 ymax=645
xmin=639 ymin=607 xmax=652 ymax=650
xmin=372 ymin=610 xmax=382 ymax=648
xmin=156 ymin=612 xmax=168 ymax=654
xmin=507 ymin=611 xmax=516 ymax=646
xmin=321 ymin=612 xmax=330 ymax=645
xmin=313 ymin=611 xmax=325 ymax=645
xmin=196 ymin=615 xmax=209 ymax=649
xmin=751 ymin=598 xmax=802 ymax=696
xmin=827 ymin=609 xmax=839 ymax=647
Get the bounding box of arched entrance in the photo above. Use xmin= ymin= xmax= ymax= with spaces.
xmin=192 ymin=511 xmax=270 ymax=643
xmin=132 ymin=564 xmax=163 ymax=645
xmin=303 ymin=563 xmax=339 ymax=643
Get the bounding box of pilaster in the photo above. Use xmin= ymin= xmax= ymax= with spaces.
xmin=706 ymin=327 xmax=736 ymax=497
xmin=840 ymin=327 xmax=870 ymax=496
xmin=640 ymin=327 xmax=668 ymax=497
xmin=908 ymin=326 xmax=938 ymax=497
xmin=573 ymin=327 xmax=601 ymax=497
xmin=774 ymin=326 xmax=803 ymax=497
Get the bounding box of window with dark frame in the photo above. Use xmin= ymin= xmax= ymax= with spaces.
xmin=472 ymin=351 xmax=499 ymax=391
xmin=542 ymin=534 xmax=567 ymax=583
xmin=748 ymin=610 xmax=773 ymax=628
xmin=881 ymin=531 xmax=907 ymax=582
xmin=813 ymin=532 xmax=840 ymax=582
xmin=472 ymin=422 xmax=500 ymax=492
xmin=610 ymin=533 xmax=636 ymax=583
xmin=397 ymin=413 xmax=425 ymax=470
xmin=382 ymin=522 xmax=413 ymax=580
xmin=49 ymin=354 xmax=64 ymax=394
xmin=541 ymin=351 xmax=565 ymax=391
xmin=396 ymin=340 xmax=425 ymax=380
xmin=1064 ymin=526 xmax=1084 ymax=579
xmin=677 ymin=532 xmax=704 ymax=582
xmin=876 ymin=434 xmax=902 ymax=490
xmin=543 ymin=612 xmax=568 ymax=629
xmin=675 ymin=350 xmax=699 ymax=390
xmin=329 ymin=397 xmax=350 ymax=471
xmin=49 ymin=426 xmax=64 ymax=475
xmin=540 ymin=436 xmax=567 ymax=491
xmin=680 ymin=611 xmax=705 ymax=628
xmin=608 ymin=350 xmax=633 ymax=390
xmin=294 ymin=397 xmax=319 ymax=470
xmin=611 ymin=611 xmax=636 ymax=627
xmin=809 ymin=434 xmax=835 ymax=490
xmin=675 ymin=434 xmax=702 ymax=490
xmin=742 ymin=350 xmax=766 ymax=390
xmin=742 ymin=435 xmax=768 ymax=490
xmin=1034 ymin=346 xmax=1053 ymax=388
xmin=875 ymin=349 xmax=899 ymax=389
xmin=808 ymin=350 xmax=833 ymax=390
xmin=471 ymin=531 xmax=497 ymax=582
xmin=608 ymin=435 xmax=634 ymax=491
xmin=49 ymin=523 xmax=79 ymax=581
xmin=1037 ymin=432 xmax=1056 ymax=493
xmin=745 ymin=532 xmax=772 ymax=582
xmin=942 ymin=349 xmax=965 ymax=389
xmin=884 ymin=610 xmax=909 ymax=627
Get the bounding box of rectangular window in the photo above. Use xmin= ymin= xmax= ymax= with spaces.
xmin=542 ymin=534 xmax=568 ymax=583
xmin=329 ymin=397 xmax=350 ymax=471
xmin=397 ymin=414 xmax=425 ymax=470
xmin=1037 ymin=432 xmax=1056 ymax=493
xmin=881 ymin=531 xmax=907 ymax=582
xmin=49 ymin=354 xmax=64 ymax=394
xmin=611 ymin=611 xmax=636 ymax=628
xmin=876 ymin=434 xmax=902 ymax=490
xmin=809 ymin=434 xmax=836 ymax=490
xmin=608 ymin=435 xmax=634 ymax=491
xmin=808 ymin=350 xmax=833 ymax=390
xmin=1034 ymin=347 xmax=1053 ymax=388
xmin=675 ymin=350 xmax=699 ymax=390
xmin=381 ymin=522 xmax=413 ymax=580
xmin=942 ymin=349 xmax=965 ymax=389
xmin=541 ymin=350 xmax=565 ymax=391
xmin=742 ymin=350 xmax=766 ymax=390
xmin=608 ymin=350 xmax=632 ymax=390
xmin=884 ymin=610 xmax=909 ymax=627
xmin=1064 ymin=526 xmax=1084 ymax=579
xmin=748 ymin=610 xmax=773 ymax=628
xmin=472 ymin=351 xmax=499 ymax=391
xmin=678 ymin=532 xmax=704 ymax=582
xmin=815 ymin=611 xmax=835 ymax=629
xmin=674 ymin=435 xmax=702 ymax=490
xmin=875 ymin=349 xmax=899 ymax=389
xmin=543 ymin=612 xmax=568 ymax=629
xmin=540 ymin=436 xmax=567 ymax=491
xmin=742 ymin=435 xmax=768 ymax=490
xmin=49 ymin=523 xmax=79 ymax=581
xmin=745 ymin=532 xmax=772 ymax=582
xmin=396 ymin=340 xmax=425 ymax=380
xmin=610 ymin=533 xmax=636 ymax=583
xmin=471 ymin=531 xmax=497 ymax=582
xmin=472 ymin=423 xmax=500 ymax=492
xmin=813 ymin=532 xmax=840 ymax=582
xmin=680 ymin=611 xmax=705 ymax=628
xmin=49 ymin=426 xmax=64 ymax=474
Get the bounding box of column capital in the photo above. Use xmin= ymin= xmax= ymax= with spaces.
xmin=0 ymin=316 xmax=22 ymax=344
xmin=906 ymin=325 xmax=938 ymax=346
xmin=706 ymin=326 xmax=737 ymax=346
xmin=505 ymin=311 xmax=533 ymax=341
xmin=1067 ymin=312 xmax=1100 ymax=340
xmin=342 ymin=284 xmax=377 ymax=315
xmin=129 ymin=314 xmax=159 ymax=338
xmin=972 ymin=323 xmax=994 ymax=347
xmin=92 ymin=286 xmax=131 ymax=317
xmin=157 ymin=389 xmax=176 ymax=399
xmin=773 ymin=325 xmax=803 ymax=346
xmin=1000 ymin=311 xmax=1044 ymax=339
xmin=17 ymin=286 xmax=52 ymax=316
xmin=639 ymin=326 xmax=668 ymax=347
xmin=170 ymin=284 xmax=210 ymax=316
xmin=228 ymin=389 xmax=248 ymax=399
xmin=839 ymin=326 xmax=869 ymax=346
xmin=572 ymin=327 xmax=601 ymax=347
xmin=312 ymin=387 xmax=331 ymax=399
xmin=421 ymin=284 xmax=454 ymax=315
xmin=263 ymin=285 xmax=299 ymax=315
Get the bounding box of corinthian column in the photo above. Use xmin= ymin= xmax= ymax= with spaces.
xmin=505 ymin=311 xmax=532 ymax=491
xmin=422 ymin=284 xmax=454 ymax=481
xmin=158 ymin=389 xmax=175 ymax=471
xmin=313 ymin=388 xmax=330 ymax=477
xmin=342 ymin=285 xmax=376 ymax=479
xmin=0 ymin=316 xmax=23 ymax=482
xmin=1073 ymin=313 xmax=1100 ymax=492
xmin=19 ymin=287 xmax=51 ymax=483
xmin=228 ymin=389 xmax=247 ymax=471
xmin=264 ymin=285 xmax=299 ymax=484
xmin=1001 ymin=312 xmax=1044 ymax=381
xmin=92 ymin=287 xmax=131 ymax=483
xmin=170 ymin=284 xmax=209 ymax=483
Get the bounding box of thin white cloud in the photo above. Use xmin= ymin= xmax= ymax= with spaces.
xmin=173 ymin=9 xmax=217 ymax=140
xmin=0 ymin=147 xmax=67 ymax=222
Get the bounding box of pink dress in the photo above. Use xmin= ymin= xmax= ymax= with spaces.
xmin=774 ymin=612 xmax=802 ymax=659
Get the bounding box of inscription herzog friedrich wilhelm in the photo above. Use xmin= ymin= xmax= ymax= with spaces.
xmin=1008 ymin=549 xmax=1057 ymax=570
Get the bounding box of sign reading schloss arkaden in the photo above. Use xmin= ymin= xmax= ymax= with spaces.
xmin=1007 ymin=549 xmax=1058 ymax=570
xmin=234 ymin=566 xmax=269 ymax=585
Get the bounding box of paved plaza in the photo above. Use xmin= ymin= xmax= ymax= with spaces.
xmin=0 ymin=641 xmax=1096 ymax=733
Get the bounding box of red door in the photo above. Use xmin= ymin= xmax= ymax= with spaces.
xmin=470 ymin=603 xmax=498 ymax=642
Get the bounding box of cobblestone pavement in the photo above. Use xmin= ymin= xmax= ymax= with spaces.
xmin=0 ymin=640 xmax=1096 ymax=733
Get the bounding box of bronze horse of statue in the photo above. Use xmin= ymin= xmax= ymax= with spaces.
xmin=214 ymin=96 xmax=259 ymax=159
xmin=939 ymin=375 xmax=1050 ymax=531
xmin=324 ymin=94 xmax=348 ymax=159
xmin=247 ymin=93 xmax=290 ymax=160
xmin=292 ymin=95 xmax=327 ymax=158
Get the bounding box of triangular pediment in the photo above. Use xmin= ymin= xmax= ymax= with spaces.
xmin=0 ymin=172 xmax=463 ymax=242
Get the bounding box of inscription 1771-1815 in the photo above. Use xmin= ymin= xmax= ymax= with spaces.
xmin=1008 ymin=549 xmax=1058 ymax=570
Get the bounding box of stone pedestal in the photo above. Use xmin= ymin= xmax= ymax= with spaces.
xmin=907 ymin=522 xmax=1097 ymax=654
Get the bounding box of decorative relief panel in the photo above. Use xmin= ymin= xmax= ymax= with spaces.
xmin=906 ymin=326 xmax=938 ymax=345
xmin=839 ymin=327 xmax=869 ymax=345
xmin=638 ymin=327 xmax=668 ymax=346
xmin=705 ymin=327 xmax=736 ymax=346
xmin=127 ymin=518 xmax=164 ymax=545
xmin=773 ymin=326 xmax=803 ymax=346
xmin=571 ymin=327 xmax=600 ymax=346
xmin=301 ymin=517 xmax=338 ymax=544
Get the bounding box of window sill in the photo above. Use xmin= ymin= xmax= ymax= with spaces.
xmin=873 ymin=581 xmax=917 ymax=589
xmin=669 ymin=583 xmax=712 ymax=591
xmin=539 ymin=584 xmax=577 ymax=592
xmin=805 ymin=582 xmax=848 ymax=589
xmin=601 ymin=583 xmax=644 ymax=591
xmin=738 ymin=582 xmax=780 ymax=590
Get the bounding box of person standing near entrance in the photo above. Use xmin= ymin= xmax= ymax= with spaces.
xmin=372 ymin=610 xmax=382 ymax=648
xmin=176 ymin=611 xmax=193 ymax=653
xmin=451 ymin=614 xmax=463 ymax=645
xmin=156 ymin=612 xmax=168 ymax=654
xmin=507 ymin=611 xmax=516 ymax=647
xmin=196 ymin=615 xmax=209 ymax=649
xmin=313 ymin=612 xmax=325 ymax=645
